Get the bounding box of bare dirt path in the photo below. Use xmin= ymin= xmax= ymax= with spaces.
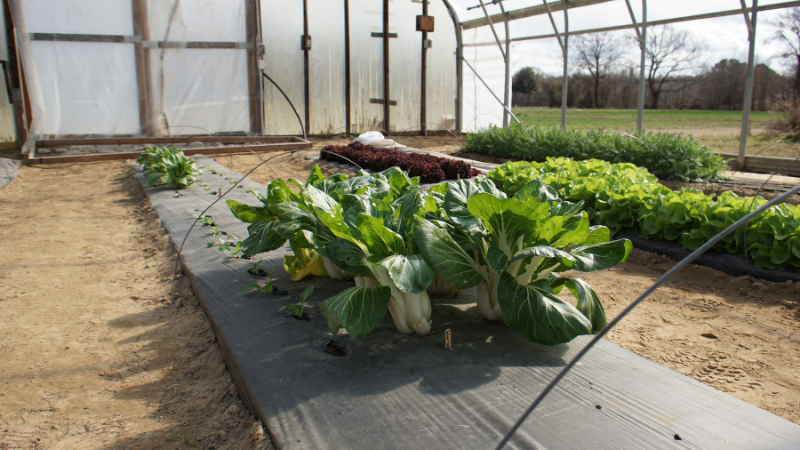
xmin=0 ymin=161 xmax=271 ymax=450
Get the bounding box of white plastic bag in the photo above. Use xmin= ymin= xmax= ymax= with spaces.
xmin=351 ymin=131 xmax=384 ymax=145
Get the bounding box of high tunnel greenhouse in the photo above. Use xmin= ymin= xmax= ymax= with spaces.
xmin=4 ymin=2 xmax=800 ymax=450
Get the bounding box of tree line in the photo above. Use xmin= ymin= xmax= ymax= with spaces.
xmin=513 ymin=17 xmax=800 ymax=111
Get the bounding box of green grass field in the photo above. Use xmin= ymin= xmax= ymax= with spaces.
xmin=510 ymin=108 xmax=798 ymax=158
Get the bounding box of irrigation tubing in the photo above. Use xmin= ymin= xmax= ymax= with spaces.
xmin=493 ymin=181 xmax=800 ymax=450
xmin=171 ymin=149 xmax=364 ymax=275
xmin=262 ymin=71 xmax=306 ymax=140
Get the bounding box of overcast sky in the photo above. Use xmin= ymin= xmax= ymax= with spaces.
xmin=453 ymin=0 xmax=799 ymax=77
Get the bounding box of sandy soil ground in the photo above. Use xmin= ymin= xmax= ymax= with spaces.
xmin=566 ymin=251 xmax=800 ymax=424
xmin=0 ymin=161 xmax=271 ymax=450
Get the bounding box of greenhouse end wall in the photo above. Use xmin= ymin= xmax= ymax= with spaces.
xmin=261 ymin=0 xmax=460 ymax=136
xmin=10 ymin=0 xmax=498 ymax=139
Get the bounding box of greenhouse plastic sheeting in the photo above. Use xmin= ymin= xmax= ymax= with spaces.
xmin=0 ymin=158 xmax=19 ymax=189
xmin=261 ymin=0 xmax=460 ymax=135
xmin=134 ymin=156 xmax=800 ymax=450
xmin=462 ymin=26 xmax=506 ymax=132
xmin=260 ymin=0 xmax=306 ymax=136
xmin=10 ymin=0 xmax=251 ymax=138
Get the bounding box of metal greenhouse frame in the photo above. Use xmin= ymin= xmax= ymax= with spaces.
xmin=458 ymin=0 xmax=800 ymax=168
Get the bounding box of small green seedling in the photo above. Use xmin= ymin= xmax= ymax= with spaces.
xmin=280 ymin=285 xmax=315 ymax=318
xmin=166 ymin=429 xmax=198 ymax=449
xmin=248 ymin=259 xmax=264 ymax=275
xmin=242 ymin=266 xmax=278 ymax=296
xmin=209 ymin=226 xmax=222 ymax=236
xmin=191 ymin=214 xmax=214 ymax=226
xmin=207 ymin=241 xmax=214 ymax=248
xmin=219 ymin=240 xmax=244 ymax=257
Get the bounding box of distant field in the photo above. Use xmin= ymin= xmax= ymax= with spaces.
xmin=510 ymin=108 xmax=798 ymax=158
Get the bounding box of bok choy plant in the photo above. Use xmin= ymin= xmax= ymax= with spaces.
xmin=137 ymin=147 xmax=201 ymax=189
xmin=416 ymin=177 xmax=632 ymax=345
xmin=227 ymin=166 xmax=420 ymax=283
xmin=304 ymin=182 xmax=438 ymax=337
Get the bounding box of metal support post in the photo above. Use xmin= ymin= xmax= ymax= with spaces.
xmin=625 ymin=0 xmax=647 ymax=133
xmin=501 ymin=2 xmax=511 ymax=128
xmin=344 ymin=0 xmax=351 ymax=135
xmin=462 ymin=57 xmax=521 ymax=125
xmin=383 ymin=0 xmax=391 ymax=133
xmin=441 ymin=0 xmax=462 ymax=131
xmin=543 ymin=0 xmax=568 ymax=129
xmin=302 ymin=0 xmax=310 ymax=137
xmin=738 ymin=0 xmax=758 ymax=170
xmin=561 ymin=1 xmax=568 ymax=130
xmin=420 ymin=0 xmax=428 ymax=136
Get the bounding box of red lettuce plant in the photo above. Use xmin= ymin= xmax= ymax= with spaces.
xmin=320 ymin=142 xmax=480 ymax=183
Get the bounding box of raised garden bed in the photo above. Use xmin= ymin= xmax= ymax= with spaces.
xmin=133 ymin=156 xmax=800 ymax=449
xmin=320 ymin=142 xmax=481 ymax=183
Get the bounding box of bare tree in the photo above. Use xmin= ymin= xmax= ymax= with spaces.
xmin=570 ymin=32 xmax=621 ymax=108
xmin=769 ymin=7 xmax=800 ymax=94
xmin=636 ymin=25 xmax=704 ymax=109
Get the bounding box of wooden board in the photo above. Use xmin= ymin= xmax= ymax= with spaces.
xmin=36 ymin=135 xmax=306 ymax=148
xmin=29 ymin=140 xmax=313 ymax=165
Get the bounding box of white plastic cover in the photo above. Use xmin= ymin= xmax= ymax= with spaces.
xmin=12 ymin=0 xmax=251 ymax=138
xmin=308 ymin=1 xmax=347 ymax=135
xmin=10 ymin=0 xmax=473 ymax=139
xmin=261 ymin=0 xmax=459 ymax=135
xmin=145 ymin=0 xmax=250 ymax=136
xmin=261 ymin=0 xmax=306 ymax=136
xmin=425 ymin=0 xmax=459 ymax=133
xmin=462 ymin=26 xmax=505 ymax=132
xmin=348 ymin=0 xmax=387 ymax=133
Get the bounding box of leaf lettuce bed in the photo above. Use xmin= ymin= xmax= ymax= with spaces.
xmin=487 ymin=158 xmax=800 ymax=271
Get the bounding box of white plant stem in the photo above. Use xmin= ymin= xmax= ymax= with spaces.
xmin=322 ymin=257 xmax=352 ymax=281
